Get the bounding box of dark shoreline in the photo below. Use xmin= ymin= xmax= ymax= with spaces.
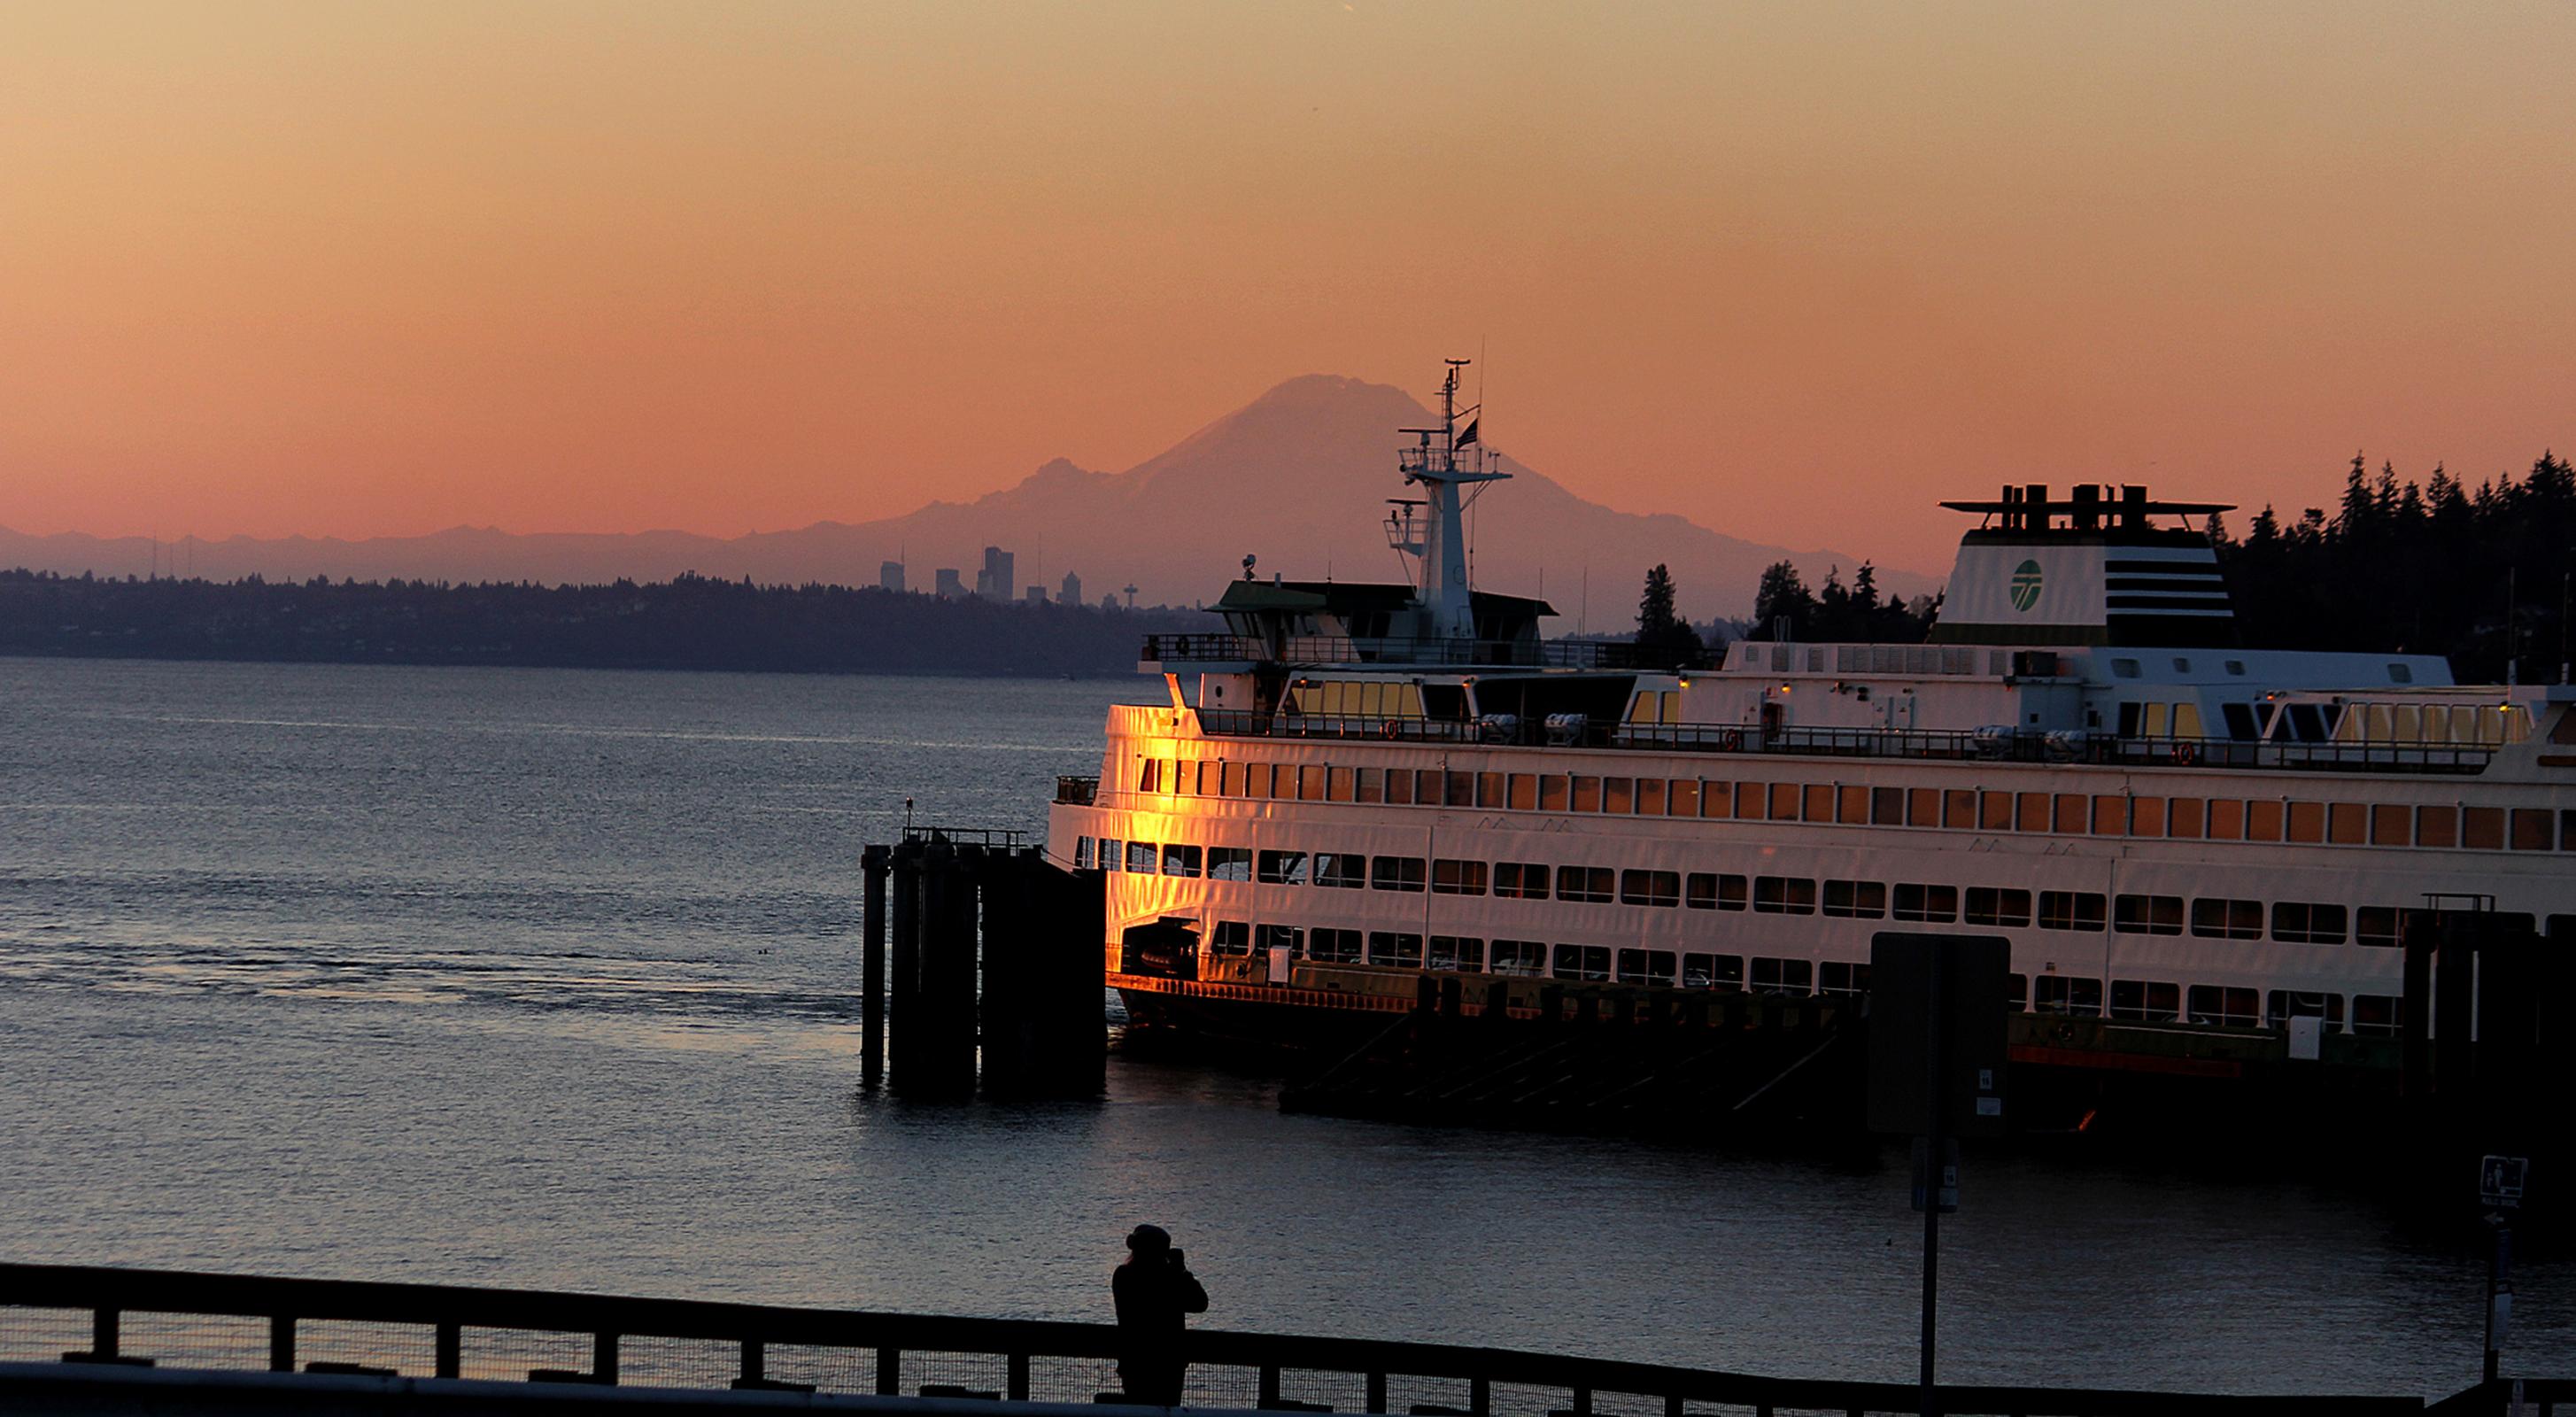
xmin=0 ymin=569 xmax=1196 ymax=679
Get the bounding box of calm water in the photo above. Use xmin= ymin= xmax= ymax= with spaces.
xmin=0 ymin=655 xmax=2564 ymax=1397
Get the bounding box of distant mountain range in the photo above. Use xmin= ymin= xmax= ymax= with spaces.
xmin=2 ymin=376 xmax=1937 ymax=622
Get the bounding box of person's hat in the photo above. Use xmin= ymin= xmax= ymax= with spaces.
xmin=1126 ymin=1224 xmax=1172 ymax=1252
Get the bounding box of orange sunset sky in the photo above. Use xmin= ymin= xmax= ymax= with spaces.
xmin=4 ymin=1 xmax=2571 ymax=572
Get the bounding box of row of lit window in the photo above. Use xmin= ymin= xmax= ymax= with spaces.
xmin=1078 ymin=836 xmax=2414 ymax=947
xmin=1196 ymin=923 xmax=2401 ymax=1035
xmin=1123 ymin=754 xmax=2570 ymax=852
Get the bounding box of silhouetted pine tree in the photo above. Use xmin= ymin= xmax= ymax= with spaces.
xmin=1752 ymin=561 xmax=1815 ymax=640
xmin=1634 ymin=564 xmax=1709 ymax=667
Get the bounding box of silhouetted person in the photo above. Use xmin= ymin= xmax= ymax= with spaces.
xmin=1113 ymin=1224 xmax=1207 ymax=1406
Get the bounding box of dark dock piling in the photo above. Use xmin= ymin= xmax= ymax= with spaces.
xmin=859 ymin=845 xmax=888 ymax=1088
xmin=909 ymin=838 xmax=979 ymax=1093
xmin=981 ymin=849 xmax=1107 ymax=1095
xmin=863 ymin=829 xmax=1103 ymax=1099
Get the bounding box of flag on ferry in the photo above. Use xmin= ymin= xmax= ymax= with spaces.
xmin=1456 ymin=417 xmax=1479 ymax=447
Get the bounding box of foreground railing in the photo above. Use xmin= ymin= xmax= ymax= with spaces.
xmin=0 ymin=1263 xmax=2480 ymax=1415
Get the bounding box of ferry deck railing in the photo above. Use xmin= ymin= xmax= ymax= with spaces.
xmin=1191 ymin=711 xmax=2500 ymax=776
xmin=1142 ymin=635 xmax=1666 ymax=672
xmin=901 ymin=825 xmax=1030 ymax=850
xmin=0 ymin=1263 xmax=2454 ymax=1417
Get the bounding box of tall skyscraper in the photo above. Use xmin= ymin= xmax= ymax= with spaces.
xmin=878 ymin=560 xmax=905 ymax=593
xmin=1060 ymin=571 xmax=1083 ymax=608
xmin=978 ymin=546 xmax=1015 ymax=602
xmin=934 ymin=568 xmax=965 ymax=600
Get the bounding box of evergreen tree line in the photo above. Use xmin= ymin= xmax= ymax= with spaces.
xmin=2224 ymin=451 xmax=2576 ymax=682
xmin=1744 ymin=560 xmax=1937 ymax=646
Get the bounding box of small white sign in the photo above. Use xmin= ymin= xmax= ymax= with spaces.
xmin=2481 ymin=1155 xmax=2529 ymax=1210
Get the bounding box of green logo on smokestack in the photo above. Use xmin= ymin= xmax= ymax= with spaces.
xmin=2009 ymin=560 xmax=2044 ymax=612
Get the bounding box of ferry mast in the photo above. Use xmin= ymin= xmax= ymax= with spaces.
xmin=1394 ymin=360 xmax=1509 ymax=645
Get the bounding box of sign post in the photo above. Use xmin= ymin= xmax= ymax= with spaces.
xmin=2479 ymin=1155 xmax=2526 ymax=1384
xmin=1868 ymin=934 xmax=2011 ymax=1417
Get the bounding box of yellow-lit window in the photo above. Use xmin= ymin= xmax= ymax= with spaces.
xmin=2015 ymin=793 xmax=2049 ymax=832
xmin=2417 ymin=804 xmax=2457 ymax=848
xmin=2055 ymin=794 xmax=2089 ymax=833
xmin=2173 ymin=704 xmax=2204 ymax=739
xmin=2286 ymin=801 xmax=2325 ymax=843
xmin=2245 ymin=800 xmax=2284 ymax=841
xmin=2167 ymin=798 xmax=2203 ymax=839
xmin=2206 ymin=799 xmax=2243 ymax=840
xmin=2092 ymin=795 xmax=2128 ymax=835
xmin=2142 ymin=703 xmax=2170 ymax=737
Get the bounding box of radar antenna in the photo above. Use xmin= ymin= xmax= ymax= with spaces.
xmin=1392 ymin=360 xmax=1509 ymax=643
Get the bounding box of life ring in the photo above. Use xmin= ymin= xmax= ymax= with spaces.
xmin=2171 ymin=741 xmax=2197 ymax=765
xmin=1719 ymin=729 xmax=1743 ymax=752
xmin=1381 ymin=719 xmax=1402 ymax=740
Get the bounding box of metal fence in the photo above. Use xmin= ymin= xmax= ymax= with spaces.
xmin=0 ymin=1263 xmax=2501 ymax=1417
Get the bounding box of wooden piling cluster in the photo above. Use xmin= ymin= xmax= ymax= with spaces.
xmin=2398 ymin=909 xmax=2574 ymax=1212
xmin=860 ymin=833 xmax=1104 ymax=1097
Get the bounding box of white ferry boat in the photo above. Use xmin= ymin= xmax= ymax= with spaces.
xmin=1046 ymin=362 xmax=2572 ymax=1084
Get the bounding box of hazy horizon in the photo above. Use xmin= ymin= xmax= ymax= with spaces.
xmin=6 ymin=4 xmax=2572 ymax=570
